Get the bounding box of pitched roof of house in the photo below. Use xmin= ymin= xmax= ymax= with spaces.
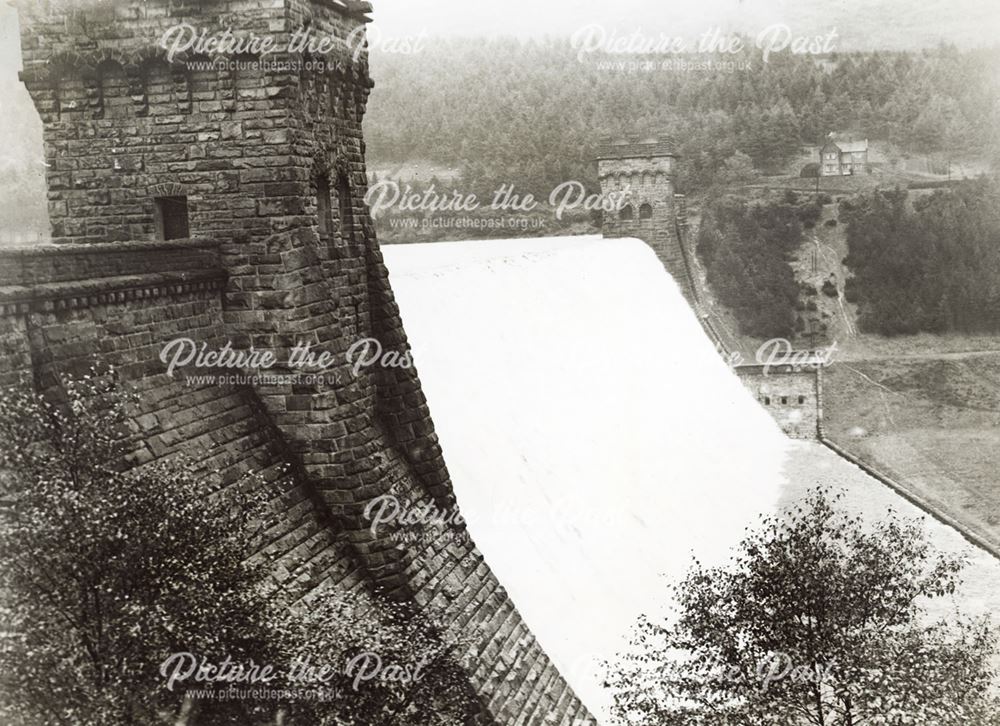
xmin=836 ymin=139 xmax=869 ymax=153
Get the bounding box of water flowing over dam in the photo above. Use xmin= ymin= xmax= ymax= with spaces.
xmin=383 ymin=235 xmax=1000 ymax=720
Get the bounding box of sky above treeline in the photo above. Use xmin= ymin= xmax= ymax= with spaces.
xmin=368 ymin=0 xmax=1000 ymax=48
xmin=1 ymin=0 xmax=998 ymax=80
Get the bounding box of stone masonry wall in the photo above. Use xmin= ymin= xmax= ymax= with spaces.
xmin=0 ymin=241 xmax=367 ymax=610
xmin=736 ymin=364 xmax=821 ymax=439
xmin=12 ymin=1 xmax=597 ymax=723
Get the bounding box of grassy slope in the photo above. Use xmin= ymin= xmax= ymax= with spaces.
xmin=823 ymin=356 xmax=1000 ymax=548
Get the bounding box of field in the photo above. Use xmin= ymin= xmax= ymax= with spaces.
xmin=822 ymin=352 xmax=1000 ymax=549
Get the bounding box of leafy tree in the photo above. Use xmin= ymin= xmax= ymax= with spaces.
xmin=0 ymin=373 xmax=280 ymax=725
xmin=605 ymin=488 xmax=1000 ymax=726
xmin=0 ymin=373 xmax=478 ymax=726
xmin=279 ymin=594 xmax=479 ymax=726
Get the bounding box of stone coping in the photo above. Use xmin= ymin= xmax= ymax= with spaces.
xmin=0 ymin=238 xmax=224 ymax=288
xmin=0 ymin=238 xmax=221 ymax=258
xmin=0 ymin=269 xmax=227 ymax=316
xmin=596 ymin=138 xmax=677 ymax=160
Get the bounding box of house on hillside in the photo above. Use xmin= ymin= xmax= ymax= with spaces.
xmin=820 ymin=137 xmax=869 ymax=176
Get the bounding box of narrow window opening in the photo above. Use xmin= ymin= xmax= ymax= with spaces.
xmin=781 ymin=396 xmax=788 ymax=405
xmin=639 ymin=203 xmax=653 ymax=219
xmin=338 ymin=174 xmax=354 ymax=248
xmin=619 ymin=205 xmax=634 ymax=222
xmin=798 ymin=395 xmax=806 ymax=405
xmin=764 ymin=396 xmax=771 ymax=406
xmin=154 ymin=196 xmax=190 ymax=240
xmin=316 ymin=175 xmax=333 ymax=239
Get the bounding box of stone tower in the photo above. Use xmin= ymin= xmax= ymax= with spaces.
xmin=10 ymin=1 xmax=598 ymax=723
xmin=597 ymin=136 xmax=698 ymax=304
xmin=15 ymin=0 xmax=422 ymax=591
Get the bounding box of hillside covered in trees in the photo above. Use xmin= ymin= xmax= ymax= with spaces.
xmin=842 ymin=180 xmax=1000 ymax=335
xmin=365 ymin=41 xmax=1000 ymax=195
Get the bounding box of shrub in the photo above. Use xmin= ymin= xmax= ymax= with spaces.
xmin=844 ymin=276 xmax=859 ymax=304
xmin=0 ymin=373 xmax=478 ymax=726
xmin=797 ymin=201 xmax=822 ymax=227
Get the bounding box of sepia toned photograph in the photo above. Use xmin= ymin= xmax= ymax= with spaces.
xmin=1 ymin=0 xmax=999 ymax=724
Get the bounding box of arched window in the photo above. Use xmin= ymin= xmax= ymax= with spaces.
xmin=54 ymin=74 xmax=87 ymax=120
xmin=798 ymin=395 xmax=806 ymax=405
xmin=781 ymin=396 xmax=788 ymax=405
xmin=144 ymin=60 xmax=174 ymax=115
xmin=187 ymin=56 xmax=217 ymax=109
xmin=619 ymin=205 xmax=634 ymax=222
xmin=232 ymin=53 xmax=259 ymax=105
xmin=639 ymin=203 xmax=653 ymax=220
xmin=97 ymin=61 xmax=131 ymax=119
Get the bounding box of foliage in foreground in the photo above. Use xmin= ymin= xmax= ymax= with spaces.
xmin=605 ymin=488 xmax=1000 ymax=726
xmin=0 ymin=374 xmax=477 ymax=726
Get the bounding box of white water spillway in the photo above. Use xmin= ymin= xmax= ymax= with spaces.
xmin=381 ymin=235 xmax=1000 ymax=721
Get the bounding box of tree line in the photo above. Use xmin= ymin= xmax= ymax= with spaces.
xmin=366 ymin=40 xmax=1000 ymax=195
xmin=842 ymin=179 xmax=1000 ymax=335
